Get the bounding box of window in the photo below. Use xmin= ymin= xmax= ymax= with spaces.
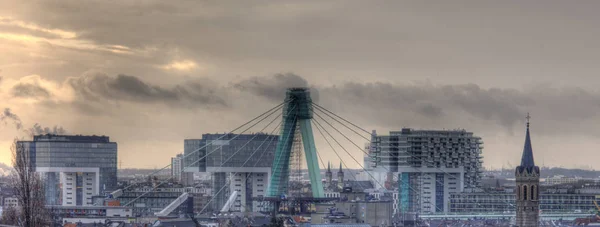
xmin=523 ymin=185 xmax=528 ymax=201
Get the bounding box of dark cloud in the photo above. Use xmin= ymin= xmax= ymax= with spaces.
xmin=11 ymin=83 xmax=51 ymax=98
xmin=67 ymin=73 xmax=228 ymax=108
xmin=417 ymin=104 xmax=444 ymax=118
xmin=0 ymin=108 xmax=23 ymax=130
xmin=320 ymin=82 xmax=530 ymax=130
xmin=232 ymin=73 xmax=313 ymax=102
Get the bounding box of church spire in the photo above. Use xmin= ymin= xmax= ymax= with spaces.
xmin=339 ymin=162 xmax=343 ymax=173
xmin=327 ymin=161 xmax=331 ymax=172
xmin=520 ymin=113 xmax=535 ymax=167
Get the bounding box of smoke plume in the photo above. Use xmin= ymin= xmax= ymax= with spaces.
xmin=0 ymin=108 xmax=23 ymax=130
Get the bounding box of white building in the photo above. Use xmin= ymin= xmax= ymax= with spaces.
xmin=61 ymin=172 xmax=97 ymax=206
xmin=3 ymin=197 xmax=18 ymax=209
xmin=544 ymin=175 xmax=582 ymax=185
xmin=369 ymin=128 xmax=484 ymax=214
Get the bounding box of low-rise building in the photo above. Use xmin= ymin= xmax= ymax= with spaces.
xmin=311 ymin=189 xmax=393 ymax=226
xmin=449 ymin=191 xmax=598 ymax=213
xmin=3 ymin=196 xmax=18 ymax=208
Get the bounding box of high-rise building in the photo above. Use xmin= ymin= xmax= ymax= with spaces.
xmin=515 ymin=116 xmax=540 ymax=226
xmin=369 ymin=128 xmax=483 ymax=213
xmin=171 ymin=154 xmax=193 ymax=186
xmin=17 ymin=134 xmax=117 ymax=206
xmin=183 ymin=133 xmax=277 ymax=212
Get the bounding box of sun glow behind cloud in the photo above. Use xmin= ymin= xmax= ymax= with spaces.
xmin=161 ymin=60 xmax=199 ymax=71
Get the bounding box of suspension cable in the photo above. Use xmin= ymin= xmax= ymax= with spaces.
xmin=313 ymin=119 xmax=365 ymax=192
xmin=199 ymin=115 xmax=296 ymax=214
xmin=312 ymin=104 xmax=370 ymax=141
xmin=312 ymin=116 xmax=443 ymax=212
xmin=123 ymin=104 xmax=285 ymax=206
xmin=121 ymin=102 xmax=286 ymax=192
xmin=311 ymin=101 xmax=371 ymax=135
xmin=312 ymin=117 xmax=385 ymax=190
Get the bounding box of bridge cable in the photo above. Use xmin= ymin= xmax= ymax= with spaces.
xmin=313 ymin=119 xmax=365 ymax=192
xmin=120 ymin=101 xmax=287 ymax=192
xmin=123 ymin=103 xmax=284 ymax=206
xmin=312 ymin=111 xmax=444 ymax=212
xmin=198 ymin=104 xmax=298 ymax=214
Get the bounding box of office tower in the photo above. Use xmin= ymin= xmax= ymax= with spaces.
xmin=171 ymin=154 xmax=193 ymax=186
xmin=369 ymin=128 xmax=483 ymax=213
xmin=183 ymin=133 xmax=277 ymax=212
xmin=18 ymin=134 xmax=117 ymax=206
xmin=515 ymin=116 xmax=540 ymax=227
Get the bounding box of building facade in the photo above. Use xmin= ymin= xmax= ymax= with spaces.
xmin=3 ymin=196 xmax=18 ymax=209
xmin=18 ymin=134 xmax=117 ymax=206
xmin=183 ymin=133 xmax=277 ymax=212
xmin=449 ymin=191 xmax=597 ymax=214
xmin=515 ymin=118 xmax=540 ymax=226
xmin=171 ymin=154 xmax=193 ymax=186
xmin=369 ymin=128 xmax=483 ymax=213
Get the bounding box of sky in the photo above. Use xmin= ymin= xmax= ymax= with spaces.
xmin=1 ymin=0 xmax=600 ymax=170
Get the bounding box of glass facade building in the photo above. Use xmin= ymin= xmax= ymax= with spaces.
xmin=370 ymin=128 xmax=483 ymax=213
xmin=183 ymin=133 xmax=277 ymax=212
xmin=18 ymin=134 xmax=117 ymax=206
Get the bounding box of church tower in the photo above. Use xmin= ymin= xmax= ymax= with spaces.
xmin=515 ymin=113 xmax=540 ymax=227
xmin=337 ymin=162 xmax=344 ymax=191
xmin=325 ymin=162 xmax=333 ymax=190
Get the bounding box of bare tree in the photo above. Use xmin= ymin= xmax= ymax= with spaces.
xmin=10 ymin=139 xmax=50 ymax=227
xmin=0 ymin=206 xmax=18 ymax=225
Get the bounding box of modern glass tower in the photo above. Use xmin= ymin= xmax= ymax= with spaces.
xmin=18 ymin=134 xmax=117 ymax=206
xmin=267 ymin=88 xmax=325 ymax=198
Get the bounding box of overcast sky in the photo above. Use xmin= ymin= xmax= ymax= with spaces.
xmin=1 ymin=0 xmax=600 ymax=170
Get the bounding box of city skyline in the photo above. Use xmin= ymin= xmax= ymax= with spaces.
xmin=3 ymin=1 xmax=600 ymax=169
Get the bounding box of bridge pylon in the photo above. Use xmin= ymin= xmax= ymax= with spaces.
xmin=267 ymin=88 xmax=325 ymax=198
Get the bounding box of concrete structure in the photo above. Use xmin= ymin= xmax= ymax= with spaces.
xmin=183 ymin=133 xmax=277 ymax=212
xmin=515 ymin=116 xmax=540 ymax=227
xmin=369 ymin=128 xmax=483 ymax=213
xmin=17 ymin=134 xmax=117 ymax=206
xmin=311 ymin=189 xmax=393 ymax=226
xmin=268 ymin=88 xmax=325 ymax=198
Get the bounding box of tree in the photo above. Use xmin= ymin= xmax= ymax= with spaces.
xmin=10 ymin=139 xmax=51 ymax=227
xmin=0 ymin=206 xmax=18 ymax=225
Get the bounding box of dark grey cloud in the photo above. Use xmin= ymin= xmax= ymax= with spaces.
xmin=232 ymin=73 xmax=315 ymax=102
xmin=0 ymin=108 xmax=23 ymax=130
xmin=231 ymin=74 xmax=600 ymax=137
xmin=11 ymin=83 xmax=51 ymax=98
xmin=417 ymin=104 xmax=444 ymax=118
xmin=67 ymin=73 xmax=228 ymax=108
xmin=27 ymin=123 xmax=67 ymax=136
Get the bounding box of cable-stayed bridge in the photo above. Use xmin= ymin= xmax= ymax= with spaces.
xmin=106 ymin=87 xmax=595 ymax=224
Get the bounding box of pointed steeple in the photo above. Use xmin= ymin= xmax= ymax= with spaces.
xmin=339 ymin=162 xmax=343 ymax=173
xmin=520 ymin=113 xmax=535 ymax=167
xmin=327 ymin=162 xmax=331 ymax=172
